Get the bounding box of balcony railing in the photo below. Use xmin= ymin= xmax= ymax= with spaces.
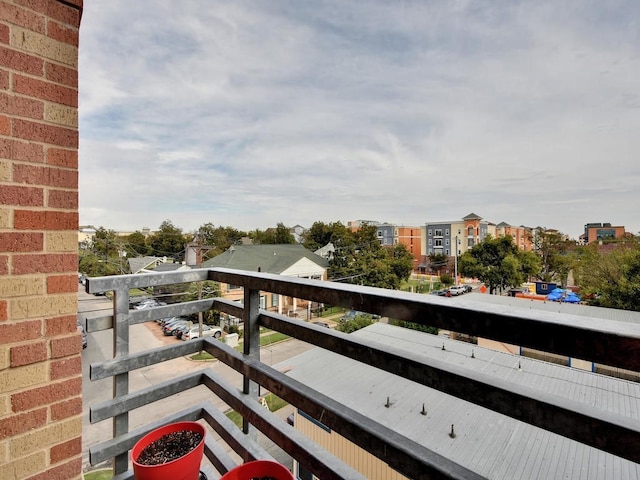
xmin=85 ymin=268 xmax=640 ymax=479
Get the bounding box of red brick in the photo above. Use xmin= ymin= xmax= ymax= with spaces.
xmin=10 ymin=340 xmax=47 ymax=367
xmin=50 ymin=436 xmax=81 ymax=463
xmin=44 ymin=314 xmax=75 ymax=337
xmin=0 ymin=23 xmax=9 ymax=44
xmin=14 ymin=210 xmax=78 ymax=230
xmin=14 ymin=164 xmax=78 ymax=188
xmin=46 ymin=147 xmax=76 ymax=168
xmin=47 ymin=19 xmax=78 ymax=47
xmin=15 ymin=0 xmax=80 ymax=28
xmin=26 ymin=457 xmax=82 ymax=480
xmin=0 ymin=46 xmax=43 ymax=76
xmin=0 ymin=1 xmax=46 ymax=34
xmin=48 ymin=189 xmax=77 ymax=209
xmin=50 ymin=355 xmax=81 ymax=380
xmin=12 ymin=118 xmax=77 ymax=148
xmin=0 ymin=185 xmax=44 ymax=206
xmin=0 ymin=256 xmax=7 ymax=275
xmin=44 ymin=62 xmax=77 ymax=88
xmin=0 ymin=113 xmax=9 ymax=134
xmin=47 ymin=274 xmax=77 ymax=293
xmin=0 ymin=407 xmax=46 ymax=438
xmin=50 ymin=333 xmax=81 ymax=358
xmin=0 ymin=91 xmax=45 ymax=119
xmin=0 ymin=138 xmax=44 ymax=162
xmin=0 ymin=320 xmax=41 ymax=343
xmin=12 ymin=253 xmax=76 ymax=274
xmin=0 ymin=232 xmax=44 ymax=252
xmin=0 ymin=68 xmax=8 ymax=89
xmin=13 ymin=74 xmax=77 ymax=107
xmin=0 ymin=300 xmax=7 ymax=321
xmin=11 ymin=377 xmax=81 ymax=411
xmin=50 ymin=396 xmax=81 ymax=420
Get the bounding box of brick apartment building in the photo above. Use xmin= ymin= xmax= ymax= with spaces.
xmin=1 ymin=1 xmax=83 ymax=479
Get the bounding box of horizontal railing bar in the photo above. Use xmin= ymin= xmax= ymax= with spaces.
xmin=84 ymin=299 xmax=215 ymax=333
xmin=212 ymin=297 xmax=245 ymax=319
xmin=259 ymin=312 xmax=640 ymax=464
xmin=203 ymin=434 xmax=239 ymax=477
xmin=89 ymin=405 xmax=203 ymax=465
xmin=209 ymin=268 xmax=640 ymax=371
xmin=90 ymin=339 xmax=204 ymax=380
xmin=202 ymin=338 xmax=484 ymax=480
xmin=86 ymin=269 xmax=211 ymax=293
xmin=90 ymin=372 xmax=204 ymax=423
xmin=198 ymin=362 xmax=370 ymax=480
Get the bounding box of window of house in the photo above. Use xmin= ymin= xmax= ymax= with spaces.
xmin=445 ymin=249 xmax=450 ymax=255
xmin=445 ymin=229 xmax=449 ymax=235
xmin=428 ymin=229 xmax=432 ymax=236
xmin=467 ymin=227 xmax=474 ymax=236
xmin=435 ymin=229 xmax=442 ymax=237
xmin=445 ymin=239 xmax=449 ymax=246
xmin=435 ymin=239 xmax=442 ymax=247
xmin=227 ymin=284 xmax=242 ymax=291
xmin=428 ymin=239 xmax=432 ymax=245
xmin=260 ymin=295 xmax=266 ymax=309
xmin=271 ymin=293 xmax=279 ymax=307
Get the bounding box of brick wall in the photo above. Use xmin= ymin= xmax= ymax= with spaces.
xmin=0 ymin=1 xmax=83 ymax=479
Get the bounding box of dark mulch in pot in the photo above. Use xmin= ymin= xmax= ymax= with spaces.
xmin=136 ymin=429 xmax=203 ymax=465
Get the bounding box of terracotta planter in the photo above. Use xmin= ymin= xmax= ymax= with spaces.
xmin=220 ymin=460 xmax=294 ymax=480
xmin=131 ymin=421 xmax=205 ymax=480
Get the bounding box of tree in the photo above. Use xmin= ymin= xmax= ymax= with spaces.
xmin=459 ymin=235 xmax=540 ymax=294
xmin=328 ymin=224 xmax=412 ymax=289
xmin=575 ymin=242 xmax=640 ymax=311
xmin=250 ymin=222 xmax=295 ymax=244
xmin=336 ymin=313 xmax=374 ymax=333
xmin=533 ymin=229 xmax=573 ymax=285
xmin=197 ymin=223 xmax=246 ymax=259
xmin=123 ymin=231 xmax=151 ymax=257
xmin=303 ymin=221 xmax=351 ymax=251
xmin=146 ymin=220 xmax=187 ymax=260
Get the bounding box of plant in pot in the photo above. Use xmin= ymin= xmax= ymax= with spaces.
xmin=131 ymin=421 xmax=206 ymax=480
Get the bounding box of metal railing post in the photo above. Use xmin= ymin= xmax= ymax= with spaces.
xmin=242 ymin=287 xmax=261 ymax=439
xmin=112 ymin=287 xmax=130 ymax=475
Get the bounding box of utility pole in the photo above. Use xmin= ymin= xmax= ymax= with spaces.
xmin=454 ymin=235 xmax=458 ymax=286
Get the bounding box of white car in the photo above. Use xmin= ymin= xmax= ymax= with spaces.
xmin=182 ymin=324 xmax=222 ymax=340
xmin=448 ymin=285 xmax=466 ymax=296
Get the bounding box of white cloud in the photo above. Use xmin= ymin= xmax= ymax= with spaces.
xmin=78 ymin=1 xmax=640 ymax=237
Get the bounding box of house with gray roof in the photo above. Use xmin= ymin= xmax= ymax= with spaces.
xmin=202 ymin=244 xmax=329 ymax=318
xmin=283 ymin=322 xmax=640 ymax=479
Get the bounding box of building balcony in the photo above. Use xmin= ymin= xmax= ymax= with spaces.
xmin=84 ymin=268 xmax=640 ymax=479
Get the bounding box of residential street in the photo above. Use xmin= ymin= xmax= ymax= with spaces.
xmin=78 ymin=285 xmax=313 ymax=474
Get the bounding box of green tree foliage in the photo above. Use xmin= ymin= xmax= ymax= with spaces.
xmin=428 ymin=252 xmax=450 ymax=275
xmin=146 ymin=220 xmax=187 ymax=260
xmin=329 ymin=224 xmax=413 ymax=289
xmin=198 ymin=223 xmax=246 ymax=259
xmin=336 ymin=313 xmax=374 ymax=333
xmin=388 ymin=319 xmax=439 ymax=335
xmin=302 ymin=221 xmax=351 ymax=251
xmin=533 ymin=229 xmax=573 ymax=284
xmin=459 ymin=235 xmax=540 ymax=294
xmin=124 ymin=231 xmax=151 ymax=257
xmin=250 ymin=222 xmax=295 ymax=244
xmin=575 ymin=242 xmax=640 ymax=311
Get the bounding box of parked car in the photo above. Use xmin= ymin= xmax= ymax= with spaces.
xmin=430 ymin=289 xmax=449 ymax=296
xmin=182 ymin=324 xmax=222 ymax=340
xmin=172 ymin=324 xmax=190 ymax=339
xmin=162 ymin=320 xmax=189 ymax=335
xmin=463 ymin=284 xmax=473 ymax=293
xmin=448 ymin=285 xmax=466 ymax=296
xmin=312 ymin=321 xmax=330 ymax=328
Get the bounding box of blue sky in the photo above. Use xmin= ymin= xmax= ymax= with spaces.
xmin=79 ymin=1 xmax=640 ymax=239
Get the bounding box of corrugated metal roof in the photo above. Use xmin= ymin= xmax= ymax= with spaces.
xmin=283 ymin=322 xmax=640 ymax=479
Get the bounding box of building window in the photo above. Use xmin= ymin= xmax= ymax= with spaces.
xmin=260 ymin=295 xmax=266 ymax=309
xmin=435 ymin=229 xmax=442 ymax=237
xmin=445 ymin=249 xmax=449 ymax=255
xmin=271 ymin=294 xmax=279 ymax=307
xmin=467 ymin=227 xmax=473 ymax=236
xmin=445 ymin=239 xmax=449 ymax=246
xmin=435 ymin=239 xmax=442 ymax=247
xmin=428 ymin=239 xmax=432 ymax=245
xmin=428 ymin=229 xmax=432 ymax=236
xmin=445 ymin=229 xmax=449 ymax=235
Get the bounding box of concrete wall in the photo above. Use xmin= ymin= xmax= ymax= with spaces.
xmin=0 ymin=1 xmax=83 ymax=478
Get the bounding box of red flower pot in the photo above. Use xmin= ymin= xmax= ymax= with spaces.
xmin=220 ymin=460 xmax=294 ymax=480
xmin=131 ymin=421 xmax=205 ymax=480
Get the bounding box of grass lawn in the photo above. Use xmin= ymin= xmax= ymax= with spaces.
xmin=225 ymin=393 xmax=288 ymax=429
xmin=84 ymin=469 xmax=112 ymax=480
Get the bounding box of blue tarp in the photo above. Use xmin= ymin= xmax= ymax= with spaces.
xmin=546 ymin=288 xmax=580 ymax=303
